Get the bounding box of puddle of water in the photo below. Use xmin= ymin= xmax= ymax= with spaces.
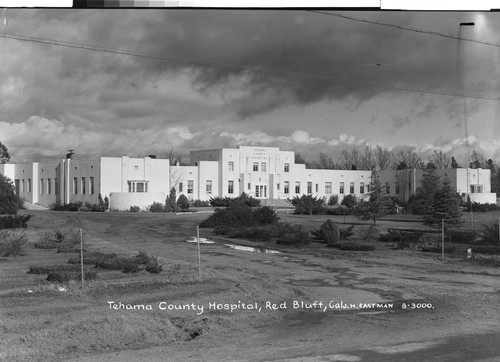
xmin=224 ymin=244 xmax=281 ymax=254
xmin=185 ymin=237 xmax=215 ymax=244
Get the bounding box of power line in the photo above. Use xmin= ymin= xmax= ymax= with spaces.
xmin=310 ymin=11 xmax=500 ymax=49
xmin=1 ymin=31 xmax=500 ymax=101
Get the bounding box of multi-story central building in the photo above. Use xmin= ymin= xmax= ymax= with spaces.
xmin=0 ymin=145 xmax=496 ymax=210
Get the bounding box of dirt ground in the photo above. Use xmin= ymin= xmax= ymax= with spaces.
xmin=0 ymin=209 xmax=499 ymax=362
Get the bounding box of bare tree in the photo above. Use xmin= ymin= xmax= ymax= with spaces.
xmin=428 ymin=150 xmax=451 ymax=169
xmin=470 ymin=150 xmax=486 ymax=169
xmin=395 ymin=149 xmax=421 ymax=169
xmin=316 ymin=152 xmax=336 ymax=169
xmin=338 ymin=149 xmax=363 ymax=170
xmin=360 ymin=146 xmax=376 ymax=170
xmin=375 ymin=146 xmax=394 ymax=171
xmin=158 ymin=146 xmax=186 ymax=191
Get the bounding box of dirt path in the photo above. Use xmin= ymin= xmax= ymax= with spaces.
xmin=1 ymin=211 xmax=499 ymax=361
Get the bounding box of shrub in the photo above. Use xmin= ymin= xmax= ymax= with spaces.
xmin=130 ymin=205 xmax=141 ymax=212
xmin=0 ymin=174 xmax=18 ymax=214
xmin=328 ymin=194 xmax=339 ymax=206
xmin=80 ymin=251 xmax=163 ymax=274
xmin=0 ymin=230 xmax=27 ymax=256
xmin=328 ymin=242 xmax=375 ymax=251
xmin=200 ymin=205 xmax=278 ymax=229
xmin=421 ymin=245 xmax=456 ymax=253
xmin=35 ymin=228 xmax=82 ymax=250
xmin=46 ymin=270 xmax=97 ymax=283
xmin=470 ymin=245 xmax=500 ymax=255
xmin=339 ymin=225 xmax=355 ymax=240
xmin=478 ymin=223 xmax=499 ymax=246
xmin=314 ymin=219 xmax=340 ymax=245
xmin=84 ymin=202 xmax=104 ymax=212
xmin=356 ymin=225 xmax=380 ymax=242
xmin=271 ymin=222 xmax=299 ymax=237
xmin=325 ymin=207 xmax=354 ymax=216
xmin=192 ymin=200 xmax=211 ymax=207
xmin=177 ymin=194 xmax=190 ymax=210
xmin=467 ymin=202 xmax=500 ymax=212
xmin=341 ymin=194 xmax=358 ymax=209
xmin=68 ymin=251 xmax=118 ymax=265
xmin=29 ymin=264 xmax=89 ymax=274
xmin=292 ymin=195 xmax=324 ymax=215
xmin=148 ymin=202 xmax=165 ymax=213
xmin=209 ymin=193 xmax=260 ymax=207
xmin=228 ymin=227 xmax=273 ymax=241
xmin=447 ymin=230 xmax=475 ymax=244
xmin=276 ymin=224 xmax=310 ymax=246
xmin=0 ymin=214 xmax=32 ymax=229
xmin=50 ymin=201 xmax=83 ymax=211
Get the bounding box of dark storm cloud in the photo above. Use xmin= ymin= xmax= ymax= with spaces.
xmin=117 ymin=10 xmax=466 ymax=118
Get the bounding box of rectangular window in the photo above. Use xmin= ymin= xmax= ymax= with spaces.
xmin=340 ymin=182 xmax=344 ymax=194
xmin=21 ymin=179 xmax=25 ymax=193
xmin=307 ymin=181 xmax=312 ymax=194
xmin=277 ymin=183 xmax=280 ymax=191
xmin=295 ymin=181 xmax=300 ymax=194
xmin=89 ymin=177 xmax=94 ymax=195
xmin=228 ymin=180 xmax=234 ymax=194
xmin=325 ymin=182 xmax=332 ymax=194
xmin=47 ymin=178 xmax=51 ymax=194
xmin=81 ymin=177 xmax=86 ymax=195
xmin=228 ymin=161 xmax=234 ymax=171
xmin=179 ymin=182 xmax=183 ymax=192
xmin=360 ymin=182 xmax=364 ymax=194
xmin=284 ymin=181 xmax=289 ymax=194
xmin=136 ymin=182 xmax=145 ymax=192
xmin=206 ymin=180 xmax=212 ymax=194
xmin=188 ymin=180 xmax=194 ymax=194
xmin=128 ymin=181 xmax=148 ymax=193
xmin=73 ymin=177 xmax=78 ymax=194
xmin=253 ymin=162 xmax=258 ymax=172
xmin=55 ymin=178 xmax=58 ymax=195
xmin=40 ymin=179 xmax=44 ymax=195
xmin=315 ymin=183 xmax=319 ymax=193
xmin=367 ymin=184 xmax=371 ymax=193
xmin=261 ymin=163 xmax=266 ymax=172
xmin=28 ymin=178 xmax=32 ymax=192
xmin=350 ymin=182 xmax=355 ymax=194
xmin=408 ymin=182 xmax=411 ymax=192
xmin=385 ymin=182 xmax=390 ymax=194
xmin=395 ymin=183 xmax=400 ymax=194
xmin=248 ymin=182 xmax=251 ymax=190
xmin=284 ymin=163 xmax=290 ymax=172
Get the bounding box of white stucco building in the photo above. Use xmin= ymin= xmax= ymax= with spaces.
xmin=0 ymin=145 xmax=496 ymax=210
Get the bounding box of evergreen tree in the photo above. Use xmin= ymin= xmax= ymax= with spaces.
xmin=355 ymin=171 xmax=394 ymax=224
xmin=423 ymin=177 xmax=462 ymax=228
xmin=165 ymin=187 xmax=179 ymax=212
xmin=0 ymin=174 xmax=18 ymax=214
xmin=410 ymin=168 xmax=441 ymax=215
xmin=0 ymin=142 xmax=10 ymax=164
xmin=451 ymin=157 xmax=459 ymax=169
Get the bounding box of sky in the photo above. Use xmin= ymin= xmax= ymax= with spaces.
xmin=0 ymin=8 xmax=499 ymax=164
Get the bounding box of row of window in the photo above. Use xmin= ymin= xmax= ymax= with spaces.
xmin=228 ymin=161 xmax=290 ymax=173
xmin=16 ymin=178 xmax=32 ymax=193
xmin=72 ymin=177 xmax=95 ymax=195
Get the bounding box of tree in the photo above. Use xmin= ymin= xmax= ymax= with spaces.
xmin=313 ymin=152 xmax=336 ymax=169
xmin=165 ymin=187 xmax=179 ymax=212
xmin=355 ymin=171 xmax=394 ymax=224
xmin=451 ymin=157 xmax=460 ymax=169
xmin=0 ymin=174 xmax=18 ymax=214
xmin=428 ymin=150 xmax=451 ymax=169
xmin=409 ymin=168 xmax=441 ymax=215
xmin=360 ymin=146 xmax=377 ymax=170
xmin=395 ymin=149 xmax=421 ymax=169
xmin=423 ymin=177 xmax=462 ymax=228
xmin=339 ymin=148 xmax=362 ymax=170
xmin=374 ymin=146 xmax=394 ymax=171
xmin=294 ymin=153 xmax=307 ymax=165
xmin=158 ymin=146 xmax=186 ymax=190
xmin=176 ymin=194 xmax=190 ymax=210
xmin=0 ymin=142 xmax=10 ymax=164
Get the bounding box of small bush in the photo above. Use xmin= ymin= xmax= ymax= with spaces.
xmin=292 ymin=195 xmax=324 ymax=215
xmin=325 ymin=207 xmax=354 ymax=216
xmin=467 ymin=202 xmax=500 ymax=212
xmin=68 ymin=251 xmax=118 ymax=265
xmin=313 ymin=219 xmax=340 ymax=245
xmin=148 ymin=202 xmax=165 ymax=213
xmin=46 ymin=270 xmax=97 ymax=283
xmin=448 ymin=230 xmax=475 ymax=244
xmin=176 ymin=194 xmax=190 ymax=210
xmin=200 ymin=205 xmax=278 ymax=229
xmin=328 ymin=195 xmax=339 ymax=206
xmin=329 ymin=242 xmax=375 ymax=251
xmin=357 ymin=225 xmax=380 ymax=242
xmin=130 ymin=205 xmax=141 ymax=212
xmin=270 ymin=222 xmax=298 ymax=237
xmin=341 ymin=195 xmax=358 ymax=209
xmin=421 ymin=245 xmax=456 ymax=253
xmin=79 ymin=251 xmax=163 ymax=274
xmin=0 ymin=174 xmax=19 ymax=214
xmin=276 ymin=225 xmax=310 ymax=246
xmin=29 ymin=264 xmax=89 ymax=274
xmin=339 ymin=225 xmax=355 ymax=240
xmin=192 ymin=200 xmax=211 ymax=207
xmin=50 ymin=202 xmax=83 ymax=211
xmin=35 ymin=228 xmax=82 ymax=250
xmin=478 ymin=223 xmax=499 ymax=246
xmin=0 ymin=230 xmax=27 ymax=256
xmin=209 ymin=193 xmax=260 ymax=207
xmin=470 ymin=245 xmax=500 ymax=255
xmin=0 ymin=214 xmax=33 ymax=229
